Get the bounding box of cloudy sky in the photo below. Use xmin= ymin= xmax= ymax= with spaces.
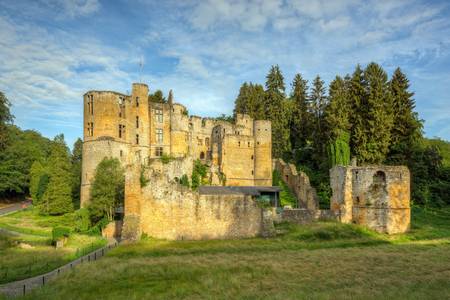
xmin=1 ymin=0 xmax=449 ymax=147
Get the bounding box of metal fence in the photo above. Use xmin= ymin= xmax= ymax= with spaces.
xmin=0 ymin=241 xmax=119 ymax=298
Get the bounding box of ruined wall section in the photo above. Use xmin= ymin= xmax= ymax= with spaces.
xmin=274 ymin=159 xmax=319 ymax=210
xmin=169 ymin=103 xmax=189 ymax=157
xmin=124 ymin=158 xmax=269 ymax=240
xmin=330 ymin=165 xmax=410 ymax=234
xmin=221 ymin=134 xmax=255 ymax=186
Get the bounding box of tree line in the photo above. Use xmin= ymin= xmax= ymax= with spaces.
xmin=234 ymin=64 xmax=450 ymax=206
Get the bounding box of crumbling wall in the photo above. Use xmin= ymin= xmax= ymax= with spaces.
xmin=282 ymin=209 xmax=338 ymax=224
xmin=274 ymin=159 xmax=319 ymax=210
xmin=123 ymin=158 xmax=272 ymax=241
xmin=330 ymin=165 xmax=410 ymax=234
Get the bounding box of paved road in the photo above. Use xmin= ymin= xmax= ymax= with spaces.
xmin=0 ymin=200 xmax=32 ymax=216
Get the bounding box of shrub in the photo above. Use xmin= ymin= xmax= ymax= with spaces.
xmin=180 ymin=174 xmax=190 ymax=188
xmin=74 ymin=208 xmax=91 ymax=232
xmin=191 ymin=160 xmax=208 ymax=190
xmin=161 ymin=153 xmax=174 ymax=164
xmin=52 ymin=226 xmax=71 ymax=242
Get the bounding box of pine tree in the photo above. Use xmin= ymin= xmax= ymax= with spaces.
xmin=0 ymin=92 xmax=14 ymax=150
xmin=234 ymin=82 xmax=265 ymax=119
xmin=349 ymin=65 xmax=367 ymax=162
xmin=356 ymin=62 xmax=393 ymax=164
xmin=72 ymin=138 xmax=83 ymax=208
xmin=324 ymin=76 xmax=351 ymax=141
xmin=289 ymin=73 xmax=310 ymax=150
xmin=29 ymin=160 xmax=47 ymax=204
xmin=387 ymin=68 xmax=423 ymax=164
xmin=41 ymin=135 xmax=74 ymax=215
xmin=88 ymin=158 xmax=124 ymax=222
xmin=264 ymin=65 xmax=290 ymax=158
xmin=309 ymin=75 xmax=328 ymax=163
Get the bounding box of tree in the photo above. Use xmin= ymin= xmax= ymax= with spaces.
xmin=29 ymin=161 xmax=47 ymax=204
xmin=387 ymin=68 xmax=423 ymax=164
xmin=0 ymin=92 xmax=14 ymax=150
xmin=0 ymin=126 xmax=52 ymax=196
xmin=234 ymin=82 xmax=265 ymax=119
xmin=148 ymin=90 xmax=166 ymax=103
xmin=309 ymin=75 xmax=328 ymax=163
xmin=359 ymin=62 xmax=393 ymax=164
xmin=72 ymin=138 xmax=83 ymax=208
xmin=41 ymin=135 xmax=74 ymax=215
xmin=324 ymin=76 xmax=351 ymax=142
xmin=264 ymin=65 xmax=290 ymax=158
xmin=289 ymin=73 xmax=310 ymax=151
xmin=88 ymin=158 xmax=124 ymax=222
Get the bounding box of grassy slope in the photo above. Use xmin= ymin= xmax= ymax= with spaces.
xmin=18 ymin=207 xmax=450 ymax=300
xmin=0 ymin=208 xmax=106 ymax=283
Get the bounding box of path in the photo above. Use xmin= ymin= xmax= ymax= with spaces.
xmin=0 ymin=200 xmax=32 ymax=216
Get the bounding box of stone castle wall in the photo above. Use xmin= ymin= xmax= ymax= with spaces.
xmin=81 ymin=82 xmax=273 ymax=207
xmin=273 ymin=159 xmax=319 ymax=210
xmin=330 ymin=165 xmax=410 ymax=234
xmin=124 ymin=159 xmax=270 ymax=240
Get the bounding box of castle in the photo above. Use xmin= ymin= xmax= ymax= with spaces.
xmin=81 ymin=83 xmax=272 ymax=208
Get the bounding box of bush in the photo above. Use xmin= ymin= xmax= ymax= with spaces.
xmin=87 ymin=218 xmax=110 ymax=236
xmin=52 ymin=226 xmax=71 ymax=242
xmin=191 ymin=160 xmax=208 ymax=190
xmin=161 ymin=153 xmax=174 ymax=164
xmin=180 ymin=174 xmax=190 ymax=188
xmin=74 ymin=208 xmax=91 ymax=232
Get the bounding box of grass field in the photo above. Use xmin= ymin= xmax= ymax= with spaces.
xmin=12 ymin=206 xmax=450 ymax=300
xmin=0 ymin=208 xmax=106 ymax=284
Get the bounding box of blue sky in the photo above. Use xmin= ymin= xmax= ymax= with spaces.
xmin=1 ymin=0 xmax=449 ymax=148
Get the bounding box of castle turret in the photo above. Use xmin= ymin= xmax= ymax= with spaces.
xmin=129 ymin=83 xmax=150 ymax=161
xmin=253 ymin=120 xmax=272 ymax=186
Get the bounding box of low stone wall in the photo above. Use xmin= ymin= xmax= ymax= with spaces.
xmin=281 ymin=209 xmax=338 ymax=224
xmin=273 ymin=159 xmax=319 ymax=210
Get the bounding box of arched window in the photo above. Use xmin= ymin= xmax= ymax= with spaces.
xmin=373 ymin=171 xmax=386 ymax=185
xmin=200 ymin=151 xmax=205 ymax=160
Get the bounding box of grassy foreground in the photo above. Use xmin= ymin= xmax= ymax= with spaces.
xmin=0 ymin=208 xmax=106 ymax=284
xmin=12 ymin=206 xmax=450 ymax=300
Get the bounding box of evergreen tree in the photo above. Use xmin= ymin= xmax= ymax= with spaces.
xmin=349 ymin=65 xmax=367 ymax=161
xmin=41 ymin=135 xmax=74 ymax=215
xmin=29 ymin=160 xmax=47 ymax=204
xmin=0 ymin=92 xmax=13 ymax=150
xmin=357 ymin=62 xmax=393 ymax=164
xmin=234 ymin=82 xmax=265 ymax=119
xmin=309 ymin=75 xmax=328 ymax=163
xmin=324 ymin=76 xmax=351 ymax=141
xmin=264 ymin=65 xmax=290 ymax=158
xmin=72 ymin=138 xmax=83 ymax=208
xmin=148 ymin=90 xmax=166 ymax=103
xmin=289 ymin=73 xmax=310 ymax=150
xmin=88 ymin=158 xmax=124 ymax=222
xmin=387 ymin=68 xmax=423 ymax=164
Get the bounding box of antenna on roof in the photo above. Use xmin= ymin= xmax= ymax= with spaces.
xmin=139 ymin=55 xmax=144 ymax=83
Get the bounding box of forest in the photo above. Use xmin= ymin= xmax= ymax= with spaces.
xmin=232 ymin=63 xmax=450 ymax=207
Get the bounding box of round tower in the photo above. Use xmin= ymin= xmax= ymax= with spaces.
xmin=253 ymin=120 xmax=272 ymax=186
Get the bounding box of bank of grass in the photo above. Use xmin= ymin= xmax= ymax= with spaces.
xmin=0 ymin=208 xmax=106 ymax=284
xmin=17 ymin=207 xmax=450 ymax=300
xmin=272 ymin=170 xmax=297 ymax=207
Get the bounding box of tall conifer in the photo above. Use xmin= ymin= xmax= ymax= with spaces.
xmin=309 ymin=75 xmax=328 ymax=161
xmin=290 ymin=73 xmax=310 ymax=150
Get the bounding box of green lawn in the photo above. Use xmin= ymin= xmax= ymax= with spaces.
xmin=0 ymin=208 xmax=106 ymax=284
xmin=14 ymin=206 xmax=450 ymax=300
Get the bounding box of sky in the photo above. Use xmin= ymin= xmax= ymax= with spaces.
xmin=0 ymin=0 xmax=449 ymax=148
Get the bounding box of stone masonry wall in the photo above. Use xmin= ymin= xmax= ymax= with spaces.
xmin=274 ymin=159 xmax=319 ymax=210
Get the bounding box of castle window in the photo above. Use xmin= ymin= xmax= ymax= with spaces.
xmin=136 ymin=134 xmax=139 ymax=145
xmin=200 ymin=151 xmax=205 ymax=159
xmin=251 ymin=170 xmax=254 ymax=175
xmin=205 ymin=137 xmax=210 ymax=147
xmin=136 ymin=97 xmax=139 ymax=107
xmin=119 ymin=125 xmax=122 ymax=138
xmin=136 ymin=116 xmax=139 ymax=128
xmin=238 ymin=141 xmax=240 ymax=147
xmin=87 ymin=95 xmax=94 ymax=115
xmin=155 ymin=147 xmax=163 ymax=157
xmin=155 ymin=109 xmax=163 ymax=123
xmin=156 ymin=128 xmax=163 ymax=143
xmin=120 ymin=150 xmax=123 ymax=157
xmin=198 ymin=138 xmax=203 ymax=146
xmin=248 ymin=142 xmax=250 ymax=147
xmin=251 ymin=155 xmax=254 ymax=160
xmin=87 ymin=122 xmax=94 ymax=137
